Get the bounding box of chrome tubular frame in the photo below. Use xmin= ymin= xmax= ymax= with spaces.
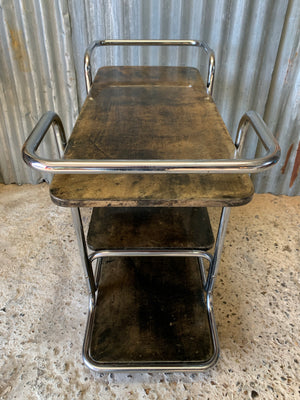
xmin=89 ymin=249 xmax=213 ymax=263
xmin=71 ymin=208 xmax=96 ymax=305
xmin=205 ymin=207 xmax=231 ymax=294
xmin=22 ymin=110 xmax=280 ymax=175
xmin=84 ymin=39 xmax=215 ymax=95
xmin=82 ymin=295 xmax=220 ymax=372
xmin=22 ymin=111 xmax=67 ymax=161
xmin=21 ymin=39 xmax=281 ymax=372
xmin=83 ymin=249 xmax=219 ymax=372
xmin=21 ymin=111 xmax=97 ymax=304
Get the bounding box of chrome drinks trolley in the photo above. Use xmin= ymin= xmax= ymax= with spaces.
xmin=23 ymin=40 xmax=280 ymax=372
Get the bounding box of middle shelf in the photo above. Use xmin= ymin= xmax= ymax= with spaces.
xmin=87 ymin=207 xmax=214 ymax=251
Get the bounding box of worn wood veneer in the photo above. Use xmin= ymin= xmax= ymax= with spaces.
xmin=87 ymin=207 xmax=214 ymax=251
xmin=50 ymin=66 xmax=254 ymax=207
xmin=90 ymin=256 xmax=213 ymax=364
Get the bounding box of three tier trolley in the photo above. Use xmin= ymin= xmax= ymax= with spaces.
xmin=22 ymin=40 xmax=280 ymax=372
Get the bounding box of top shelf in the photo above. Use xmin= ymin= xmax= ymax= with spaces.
xmin=50 ymin=66 xmax=254 ymax=207
xmin=64 ymin=66 xmax=234 ymax=162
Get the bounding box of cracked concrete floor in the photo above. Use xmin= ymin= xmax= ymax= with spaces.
xmin=0 ymin=183 xmax=299 ymax=399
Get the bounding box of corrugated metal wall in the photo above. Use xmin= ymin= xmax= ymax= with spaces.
xmin=253 ymin=0 xmax=300 ymax=196
xmin=0 ymin=0 xmax=299 ymax=195
xmin=0 ymin=0 xmax=79 ymax=184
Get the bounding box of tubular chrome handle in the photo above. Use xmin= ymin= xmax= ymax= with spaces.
xmin=84 ymin=39 xmax=215 ymax=95
xmin=234 ymin=110 xmax=281 ymax=165
xmin=22 ymin=111 xmax=280 ymax=175
xmin=22 ymin=111 xmax=67 ymax=168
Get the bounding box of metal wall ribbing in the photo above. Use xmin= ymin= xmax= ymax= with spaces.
xmin=0 ymin=0 xmax=299 ymax=194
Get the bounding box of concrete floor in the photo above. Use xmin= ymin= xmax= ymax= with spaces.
xmin=0 ymin=183 xmax=299 ymax=399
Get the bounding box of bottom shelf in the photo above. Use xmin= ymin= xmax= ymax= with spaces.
xmin=84 ymin=256 xmax=218 ymax=371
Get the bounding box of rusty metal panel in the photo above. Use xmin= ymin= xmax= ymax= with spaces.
xmin=0 ymin=0 xmax=298 ymax=194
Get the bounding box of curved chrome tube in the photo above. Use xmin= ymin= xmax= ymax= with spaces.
xmin=82 ymin=265 xmax=220 ymax=373
xmin=22 ymin=111 xmax=67 ymax=166
xmin=235 ymin=110 xmax=280 ymax=157
xmin=89 ymin=249 xmax=213 ymax=264
xmin=81 ymin=247 xmax=219 ymax=372
xmin=84 ymin=39 xmax=215 ymax=95
xmin=22 ymin=110 xmax=280 ymax=175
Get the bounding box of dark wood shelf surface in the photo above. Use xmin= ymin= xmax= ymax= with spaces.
xmin=50 ymin=66 xmax=253 ymax=207
xmin=87 ymin=207 xmax=214 ymax=251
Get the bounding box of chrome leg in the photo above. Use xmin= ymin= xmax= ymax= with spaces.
xmin=75 ymin=205 xmax=229 ymax=372
xmin=71 ymin=207 xmax=96 ymax=305
xmin=198 ymin=257 xmax=207 ymax=288
xmin=205 ymin=207 xmax=231 ymax=294
xmin=82 ymin=254 xmax=220 ymax=372
xmin=206 ymin=293 xmax=220 ymax=363
xmin=94 ymin=258 xmax=103 ymax=289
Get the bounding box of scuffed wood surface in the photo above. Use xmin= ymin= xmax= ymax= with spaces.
xmin=90 ymin=256 xmax=213 ymax=364
xmin=87 ymin=207 xmax=214 ymax=251
xmin=50 ymin=173 xmax=253 ymax=207
xmin=50 ymin=66 xmax=254 ymax=207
